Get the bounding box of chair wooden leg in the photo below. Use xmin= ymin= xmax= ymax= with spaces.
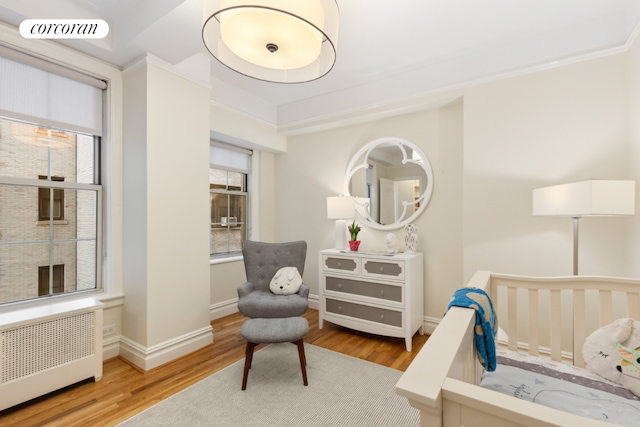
xmin=295 ymin=339 xmax=308 ymax=386
xmin=242 ymin=341 xmax=256 ymax=390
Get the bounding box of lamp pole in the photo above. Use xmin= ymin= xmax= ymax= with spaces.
xmin=572 ymin=216 xmax=580 ymax=275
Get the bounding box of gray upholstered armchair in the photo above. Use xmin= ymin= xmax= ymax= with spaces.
xmin=237 ymin=240 xmax=309 ymax=318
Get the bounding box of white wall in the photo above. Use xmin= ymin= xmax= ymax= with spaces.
xmin=627 ymin=30 xmax=640 ymax=276
xmin=275 ymin=104 xmax=464 ymax=321
xmin=463 ymin=53 xmax=630 ymax=280
xmin=122 ymin=57 xmax=212 ymax=369
xmin=135 ymin=30 xmax=638 ymax=336
xmin=210 ymin=103 xmax=286 ymax=152
xmin=208 ymin=108 xmax=280 ymax=317
xmin=272 ymin=49 xmax=637 ymax=322
xmin=112 ymin=25 xmax=640 ymax=353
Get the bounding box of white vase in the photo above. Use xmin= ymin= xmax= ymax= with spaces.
xmin=405 ymin=224 xmax=418 ymax=254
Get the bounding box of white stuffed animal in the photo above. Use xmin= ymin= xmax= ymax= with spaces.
xmin=385 ymin=233 xmax=398 ymax=254
xmin=582 ymin=317 xmax=640 ymax=398
xmin=269 ymin=267 xmax=303 ymax=295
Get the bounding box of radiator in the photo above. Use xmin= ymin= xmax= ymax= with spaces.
xmin=0 ymin=298 xmax=104 ymax=411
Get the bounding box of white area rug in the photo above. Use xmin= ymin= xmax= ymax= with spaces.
xmin=118 ymin=343 xmax=419 ymax=426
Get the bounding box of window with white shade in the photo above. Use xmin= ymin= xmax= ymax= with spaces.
xmin=209 ymin=142 xmax=251 ymax=257
xmin=0 ymin=44 xmax=104 ymax=305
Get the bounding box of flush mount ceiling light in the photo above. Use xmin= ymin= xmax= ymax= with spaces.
xmin=202 ymin=0 xmax=339 ymax=83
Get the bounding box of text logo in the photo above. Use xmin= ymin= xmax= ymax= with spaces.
xmin=20 ymin=19 xmax=109 ymax=39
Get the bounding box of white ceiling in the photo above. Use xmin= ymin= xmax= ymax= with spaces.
xmin=1 ymin=0 xmax=639 ymax=131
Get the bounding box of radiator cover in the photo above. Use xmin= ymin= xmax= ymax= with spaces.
xmin=0 ymin=298 xmax=104 ymax=411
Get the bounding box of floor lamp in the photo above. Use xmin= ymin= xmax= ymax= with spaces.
xmin=533 ymin=179 xmax=635 ymax=275
xmin=327 ymin=196 xmax=355 ymax=251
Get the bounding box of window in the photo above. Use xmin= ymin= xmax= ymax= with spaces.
xmin=38 ymin=176 xmax=65 ymax=221
xmin=38 ymin=264 xmax=64 ymax=296
xmin=0 ymin=45 xmax=105 ymax=305
xmin=209 ymin=142 xmax=251 ymax=256
xmin=0 ymin=118 xmax=101 ymax=303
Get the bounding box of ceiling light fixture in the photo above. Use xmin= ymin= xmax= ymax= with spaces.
xmin=202 ymin=0 xmax=339 ymax=83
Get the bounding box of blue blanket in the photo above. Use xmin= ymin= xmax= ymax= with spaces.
xmin=447 ymin=287 xmax=498 ymax=372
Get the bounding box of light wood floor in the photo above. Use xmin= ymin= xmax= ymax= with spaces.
xmin=0 ymin=309 xmax=429 ymax=427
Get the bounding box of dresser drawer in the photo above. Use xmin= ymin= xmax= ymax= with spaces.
xmin=362 ymin=259 xmax=405 ymax=281
xmin=325 ymin=298 xmax=403 ymax=328
xmin=322 ymin=255 xmax=360 ymax=275
xmin=325 ymin=276 xmax=402 ymax=303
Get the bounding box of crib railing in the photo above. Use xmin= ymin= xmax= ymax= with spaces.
xmin=489 ymin=274 xmax=640 ymax=367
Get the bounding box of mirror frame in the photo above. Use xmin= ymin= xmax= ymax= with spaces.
xmin=344 ymin=137 xmax=434 ymax=230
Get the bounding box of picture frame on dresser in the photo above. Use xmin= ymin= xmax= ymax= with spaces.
xmin=318 ymin=249 xmax=424 ymax=351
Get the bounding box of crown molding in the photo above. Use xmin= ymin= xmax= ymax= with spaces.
xmin=277 ymin=42 xmax=629 ymax=137
xmin=123 ymin=53 xmax=211 ymax=89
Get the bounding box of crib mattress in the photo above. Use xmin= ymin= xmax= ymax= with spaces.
xmin=480 ymin=351 xmax=640 ymax=425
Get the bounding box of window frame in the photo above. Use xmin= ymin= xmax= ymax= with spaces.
xmin=0 ymin=23 xmax=121 ymax=312
xmin=209 ymin=169 xmax=249 ymax=258
xmin=0 ymin=125 xmax=103 ymax=306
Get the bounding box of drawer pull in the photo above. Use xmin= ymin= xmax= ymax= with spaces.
xmin=338 ymin=283 xmax=342 ymax=289
xmin=380 ymin=290 xmax=384 ymax=297
xmin=379 ymin=267 xmax=384 ymax=273
xmin=338 ymin=262 xmax=342 ymax=267
xmin=338 ymin=306 xmax=342 ymax=312
xmin=380 ymin=314 xmax=384 ymax=321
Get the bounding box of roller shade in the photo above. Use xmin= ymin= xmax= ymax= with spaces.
xmin=0 ymin=44 xmax=105 ymax=136
xmin=210 ymin=141 xmax=252 ymax=173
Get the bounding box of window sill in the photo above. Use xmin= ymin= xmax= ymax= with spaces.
xmin=0 ymin=289 xmax=123 ymax=315
xmin=210 ymin=255 xmax=243 ymax=265
xmin=36 ymin=220 xmax=68 ymax=226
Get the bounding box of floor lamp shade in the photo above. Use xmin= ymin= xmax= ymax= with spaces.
xmin=532 ymin=179 xmax=635 ymax=275
xmin=533 ymin=180 xmax=635 ymax=217
xmin=327 ymin=196 xmax=355 ymax=250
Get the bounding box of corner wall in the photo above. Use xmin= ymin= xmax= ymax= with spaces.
xmin=121 ymin=57 xmax=212 ymax=370
xmin=210 ymin=32 xmax=637 ymax=328
xmin=273 ymin=49 xmax=633 ymax=323
xmin=275 ymin=104 xmax=464 ymax=324
xmin=208 ymin=106 xmax=281 ymax=318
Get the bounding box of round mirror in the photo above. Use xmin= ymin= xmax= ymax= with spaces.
xmin=345 ymin=137 xmax=434 ymax=230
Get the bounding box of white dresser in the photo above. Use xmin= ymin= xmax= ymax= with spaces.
xmin=318 ymin=249 xmax=424 ymax=351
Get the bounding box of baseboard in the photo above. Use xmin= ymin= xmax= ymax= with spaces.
xmin=423 ymin=315 xmax=440 ymax=335
xmin=118 ymin=325 xmax=214 ymax=371
xmin=308 ymin=293 xmax=319 ymax=310
xmin=210 ymin=298 xmax=239 ymax=320
xmin=102 ymin=335 xmax=121 ymax=360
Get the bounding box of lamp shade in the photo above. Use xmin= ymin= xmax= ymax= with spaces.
xmin=202 ymin=0 xmax=339 ymax=83
xmin=327 ymin=196 xmax=355 ymax=219
xmin=533 ymin=180 xmax=635 ymax=217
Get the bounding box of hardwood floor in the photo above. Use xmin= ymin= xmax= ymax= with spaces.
xmin=0 ymin=309 xmax=429 ymax=427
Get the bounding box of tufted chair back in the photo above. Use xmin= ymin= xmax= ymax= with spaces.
xmin=242 ymin=240 xmax=307 ymax=292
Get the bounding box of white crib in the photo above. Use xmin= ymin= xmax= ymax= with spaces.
xmin=396 ymin=270 xmax=640 ymax=427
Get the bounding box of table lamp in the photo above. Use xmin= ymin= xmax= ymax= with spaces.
xmin=327 ymin=196 xmax=355 ymax=250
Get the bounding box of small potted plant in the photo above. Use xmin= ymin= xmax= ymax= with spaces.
xmin=348 ymin=220 xmax=361 ymax=251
